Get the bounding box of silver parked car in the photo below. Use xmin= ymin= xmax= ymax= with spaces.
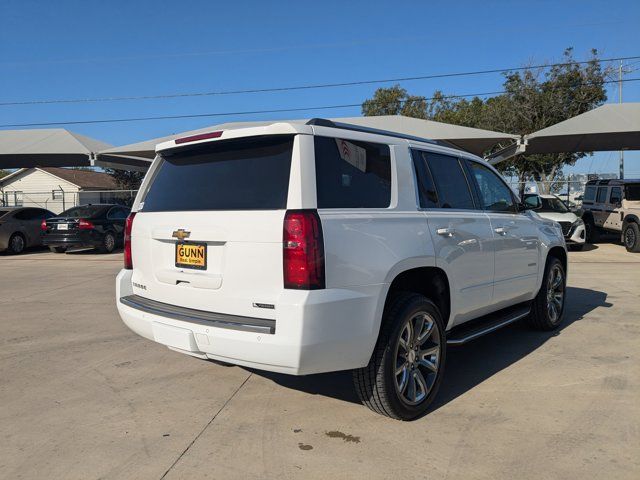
xmin=0 ymin=207 xmax=56 ymax=254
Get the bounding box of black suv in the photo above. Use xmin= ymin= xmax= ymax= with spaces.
xmin=42 ymin=204 xmax=130 ymax=253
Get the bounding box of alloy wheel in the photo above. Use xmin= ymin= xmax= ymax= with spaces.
xmin=625 ymin=227 xmax=636 ymax=249
xmin=10 ymin=234 xmax=25 ymax=253
xmin=393 ymin=312 xmax=441 ymax=406
xmin=546 ymin=264 xmax=565 ymax=323
xmin=105 ymin=234 xmax=115 ymax=252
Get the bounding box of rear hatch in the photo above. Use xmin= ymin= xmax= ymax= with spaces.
xmin=130 ymin=135 xmax=295 ymax=318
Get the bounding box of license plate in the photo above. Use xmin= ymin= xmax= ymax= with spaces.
xmin=175 ymin=242 xmax=207 ymax=270
xmin=57 ymin=224 xmax=69 ymax=230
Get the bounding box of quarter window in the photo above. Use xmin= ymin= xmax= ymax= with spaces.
xmin=583 ymin=186 xmax=596 ymax=202
xmin=467 ymin=161 xmax=516 ymax=212
xmin=410 ymin=149 xmax=438 ymax=208
xmin=314 ymin=136 xmax=391 ymax=208
xmin=416 ymin=151 xmax=474 ymax=209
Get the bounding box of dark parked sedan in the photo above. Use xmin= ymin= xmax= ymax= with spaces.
xmin=0 ymin=207 xmax=56 ymax=254
xmin=42 ymin=204 xmax=130 ymax=253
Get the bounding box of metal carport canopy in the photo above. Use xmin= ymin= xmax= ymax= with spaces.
xmin=0 ymin=128 xmax=149 ymax=171
xmin=97 ymin=116 xmax=520 ymax=160
xmin=489 ymin=103 xmax=640 ymax=164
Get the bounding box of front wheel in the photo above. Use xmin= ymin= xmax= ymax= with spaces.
xmin=623 ymin=223 xmax=640 ymax=253
xmin=353 ymin=293 xmax=446 ymax=420
xmin=528 ymin=256 xmax=566 ymax=330
xmin=584 ymin=216 xmax=600 ymax=243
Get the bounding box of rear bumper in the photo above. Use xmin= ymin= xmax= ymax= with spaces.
xmin=42 ymin=231 xmax=103 ymax=248
xmin=116 ymin=269 xmax=384 ymax=375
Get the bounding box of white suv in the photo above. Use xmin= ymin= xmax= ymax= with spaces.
xmin=116 ymin=119 xmax=568 ymax=420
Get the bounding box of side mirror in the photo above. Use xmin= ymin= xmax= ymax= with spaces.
xmin=522 ymin=195 xmax=542 ymax=210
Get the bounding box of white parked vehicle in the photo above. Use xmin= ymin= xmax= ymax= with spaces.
xmin=116 ymin=119 xmax=568 ymax=420
xmin=524 ymin=194 xmax=586 ymax=250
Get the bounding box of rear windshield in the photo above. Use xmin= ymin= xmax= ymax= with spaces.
xmin=142 ymin=136 xmax=294 ymax=212
xmin=59 ymin=205 xmax=108 ymax=218
xmin=626 ymin=184 xmax=640 ymax=201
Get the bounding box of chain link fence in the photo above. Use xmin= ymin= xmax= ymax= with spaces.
xmin=0 ymin=189 xmax=138 ymax=214
xmin=506 ymin=180 xmax=589 ymax=208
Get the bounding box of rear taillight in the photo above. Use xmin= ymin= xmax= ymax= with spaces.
xmin=40 ymin=219 xmax=47 ymax=231
xmin=78 ymin=219 xmax=95 ymax=230
xmin=283 ymin=210 xmax=325 ymax=290
xmin=175 ymin=130 xmax=223 ymax=144
xmin=124 ymin=212 xmax=136 ymax=270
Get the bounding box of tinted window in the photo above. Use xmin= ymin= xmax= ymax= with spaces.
xmin=143 ymin=136 xmax=293 ymax=212
xmin=421 ymin=152 xmax=474 ymax=209
xmin=411 ymin=149 xmax=438 ymax=208
xmin=468 ymin=161 xmax=515 ymax=212
xmin=596 ymin=187 xmax=608 ymax=203
xmin=315 ymin=137 xmax=391 ymax=208
xmin=108 ymin=207 xmax=129 ymax=220
xmin=0 ymin=210 xmax=11 ymax=218
xmin=60 ymin=205 xmax=108 ymax=218
xmin=610 ymin=187 xmax=622 ymax=204
xmin=583 ymin=186 xmax=596 ymax=202
xmin=14 ymin=209 xmax=36 ymax=220
xmin=626 ymin=184 xmax=640 ymax=201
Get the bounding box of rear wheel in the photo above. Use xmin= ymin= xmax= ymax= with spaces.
xmin=49 ymin=246 xmax=67 ymax=253
xmin=100 ymin=232 xmax=116 ymax=253
xmin=528 ymin=257 xmax=566 ymax=330
xmin=623 ymin=222 xmax=640 ymax=253
xmin=353 ymin=292 xmax=446 ymax=420
xmin=7 ymin=233 xmax=26 ymax=254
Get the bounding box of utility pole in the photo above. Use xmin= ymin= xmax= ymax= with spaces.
xmin=619 ymin=61 xmax=624 ymax=180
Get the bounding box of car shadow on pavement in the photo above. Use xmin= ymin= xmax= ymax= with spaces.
xmin=249 ymin=286 xmax=611 ymax=408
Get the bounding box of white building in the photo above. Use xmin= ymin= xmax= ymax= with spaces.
xmin=0 ymin=167 xmax=121 ymax=214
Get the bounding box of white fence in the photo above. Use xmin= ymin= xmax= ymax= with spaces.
xmin=0 ymin=189 xmax=138 ymax=214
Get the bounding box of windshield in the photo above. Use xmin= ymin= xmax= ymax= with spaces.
xmin=59 ymin=205 xmax=108 ymax=218
xmin=539 ymin=196 xmax=569 ymax=213
xmin=142 ymin=135 xmax=294 ymax=212
xmin=626 ymin=184 xmax=640 ymax=201
xmin=0 ymin=209 xmax=11 ymax=219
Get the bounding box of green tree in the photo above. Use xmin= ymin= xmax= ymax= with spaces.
xmin=105 ymin=168 xmax=146 ymax=189
xmin=362 ymin=48 xmax=611 ymax=193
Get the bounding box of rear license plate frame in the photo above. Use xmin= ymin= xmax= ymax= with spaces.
xmin=175 ymin=241 xmax=207 ymax=270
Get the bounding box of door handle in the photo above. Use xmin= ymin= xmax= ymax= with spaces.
xmin=436 ymin=227 xmax=455 ymax=237
xmin=494 ymin=227 xmax=508 ymax=236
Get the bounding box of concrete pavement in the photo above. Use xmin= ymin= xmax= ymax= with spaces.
xmin=1 ymin=244 xmax=638 ymax=479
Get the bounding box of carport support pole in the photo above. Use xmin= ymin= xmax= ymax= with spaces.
xmin=619 ymin=61 xmax=624 ymax=180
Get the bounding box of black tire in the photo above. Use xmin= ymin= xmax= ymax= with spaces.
xmin=568 ymin=244 xmax=584 ymax=251
xmin=49 ymin=246 xmax=67 ymax=253
xmin=623 ymin=222 xmax=640 ymax=253
xmin=528 ymin=256 xmax=566 ymax=331
xmin=353 ymin=292 xmax=446 ymax=420
xmin=584 ymin=215 xmax=600 ymax=243
xmin=7 ymin=233 xmax=26 ymax=254
xmin=99 ymin=232 xmax=116 ymax=253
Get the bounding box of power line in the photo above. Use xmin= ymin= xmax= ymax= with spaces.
xmin=1 ymin=78 xmax=638 ymax=129
xmin=1 ymin=55 xmax=638 ymax=107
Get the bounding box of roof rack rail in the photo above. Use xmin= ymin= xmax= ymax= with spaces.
xmin=306 ymin=117 xmax=462 ymax=152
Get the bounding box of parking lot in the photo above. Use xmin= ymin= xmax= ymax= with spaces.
xmin=1 ymin=245 xmax=638 ymax=480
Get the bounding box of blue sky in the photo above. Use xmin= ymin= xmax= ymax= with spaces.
xmin=1 ymin=0 xmax=639 ymax=175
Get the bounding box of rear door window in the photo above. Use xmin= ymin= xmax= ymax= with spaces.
xmin=314 ymin=137 xmax=391 ymax=208
xmin=596 ymin=187 xmax=609 ymax=203
xmin=610 ymin=187 xmax=622 ymax=204
xmin=416 ymin=151 xmax=475 ymax=209
xmin=410 ymin=149 xmax=438 ymax=208
xmin=142 ymin=136 xmax=294 ymax=212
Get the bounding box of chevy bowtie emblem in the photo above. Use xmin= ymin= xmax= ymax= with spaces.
xmin=172 ymin=229 xmax=191 ymax=240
